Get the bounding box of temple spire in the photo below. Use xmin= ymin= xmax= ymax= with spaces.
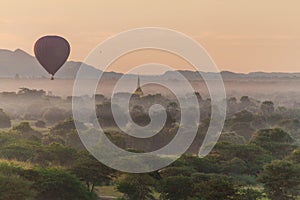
xmin=134 ymin=74 xmax=144 ymax=97
xmin=137 ymin=74 xmax=141 ymax=88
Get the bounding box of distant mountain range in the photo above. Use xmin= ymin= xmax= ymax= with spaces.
xmin=1 ymin=49 xmax=300 ymax=79
xmin=0 ymin=49 xmax=103 ymax=79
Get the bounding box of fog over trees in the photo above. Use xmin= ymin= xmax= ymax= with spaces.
xmin=0 ymin=87 xmax=299 ymax=199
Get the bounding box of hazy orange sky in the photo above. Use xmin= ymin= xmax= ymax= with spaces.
xmin=1 ymin=0 xmax=300 ymax=73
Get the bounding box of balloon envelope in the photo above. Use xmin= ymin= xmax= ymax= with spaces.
xmin=34 ymin=36 xmax=70 ymax=77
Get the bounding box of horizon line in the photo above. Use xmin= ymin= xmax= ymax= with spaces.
xmin=2 ymin=48 xmax=300 ymax=75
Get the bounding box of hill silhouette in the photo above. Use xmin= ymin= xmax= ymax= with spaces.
xmin=1 ymin=49 xmax=300 ymax=79
xmin=0 ymin=49 xmax=101 ymax=79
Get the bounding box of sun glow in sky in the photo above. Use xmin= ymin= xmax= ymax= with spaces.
xmin=1 ymin=0 xmax=300 ymax=73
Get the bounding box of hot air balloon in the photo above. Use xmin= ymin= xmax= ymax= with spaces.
xmin=34 ymin=36 xmax=70 ymax=80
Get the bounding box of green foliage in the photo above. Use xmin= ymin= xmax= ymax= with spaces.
xmin=0 ymin=138 xmax=78 ymax=167
xmin=191 ymin=173 xmax=236 ymax=200
xmin=0 ymin=131 xmax=17 ymax=146
xmin=13 ymin=122 xmax=34 ymax=133
xmin=288 ymin=148 xmax=300 ymax=163
xmin=251 ymin=128 xmax=296 ymax=159
xmin=252 ymin=128 xmax=294 ymax=143
xmin=258 ymin=160 xmax=300 ymax=200
xmin=159 ymin=166 xmax=196 ymax=178
xmin=235 ymin=188 xmax=263 ymax=200
xmin=0 ymin=174 xmax=35 ymax=200
xmin=0 ymin=141 xmax=39 ymax=162
xmin=0 ymin=158 xmax=98 ymax=200
xmin=214 ymin=142 xmax=274 ymax=175
xmin=160 ymin=176 xmax=193 ymax=200
xmin=71 ymin=152 xmax=115 ymax=192
xmin=50 ymin=118 xmax=86 ymax=136
xmin=117 ymin=174 xmax=156 ymax=200
xmin=230 ymin=174 xmax=258 ymax=186
xmin=221 ymin=157 xmax=247 ymax=174
xmin=41 ymin=134 xmax=65 ymax=146
xmin=0 ymin=93 xmax=300 ymax=200
xmin=12 ymin=122 xmax=42 ymax=141
xmin=28 ymin=167 xmax=97 ymax=200
xmin=219 ymin=131 xmax=246 ymax=144
xmin=47 ymin=118 xmax=86 ymax=149
xmin=174 ymin=154 xmax=222 ymax=174
xmin=34 ymin=143 xmax=78 ymax=166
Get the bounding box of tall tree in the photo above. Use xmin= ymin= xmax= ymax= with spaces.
xmin=71 ymin=152 xmax=115 ymax=193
